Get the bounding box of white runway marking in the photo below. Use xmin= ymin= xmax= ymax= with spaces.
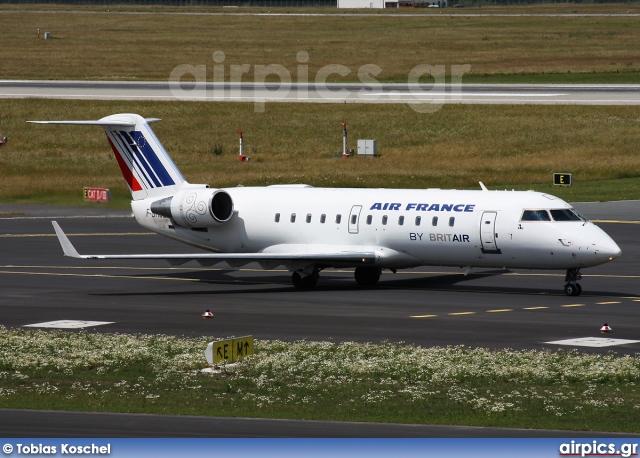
xmin=5 ymin=81 xmax=640 ymax=105
xmin=24 ymin=320 xmax=114 ymax=329
xmin=547 ymin=337 xmax=640 ymax=347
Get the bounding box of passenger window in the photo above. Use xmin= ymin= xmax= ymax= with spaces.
xmin=306 ymin=214 xmax=312 ymax=223
xmin=415 ymin=216 xmax=421 ymax=226
xmin=320 ymin=214 xmax=326 ymax=224
xmin=336 ymin=214 xmax=342 ymax=224
xmin=449 ymin=217 xmax=455 ymax=227
xmin=382 ymin=215 xmax=388 ymax=225
xmin=432 ymin=216 xmax=438 ymax=226
xmin=366 ymin=215 xmax=372 ymax=225
xmin=521 ymin=210 xmax=551 ymax=221
xmin=290 ymin=213 xmax=296 ymax=223
xmin=275 ymin=213 xmax=280 ymax=223
xmin=398 ymin=216 xmax=404 ymax=226
xmin=351 ymin=214 xmax=357 ymax=225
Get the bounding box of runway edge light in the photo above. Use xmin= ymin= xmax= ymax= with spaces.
xmin=600 ymin=323 xmax=613 ymax=333
xmin=202 ymin=309 xmax=214 ymax=319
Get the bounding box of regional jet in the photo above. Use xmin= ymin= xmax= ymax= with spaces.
xmin=30 ymin=113 xmax=621 ymax=296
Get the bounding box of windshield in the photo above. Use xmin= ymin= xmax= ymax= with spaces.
xmin=520 ymin=208 xmax=587 ymax=222
xmin=550 ymin=209 xmax=583 ymax=222
xmin=521 ymin=210 xmax=551 ymax=221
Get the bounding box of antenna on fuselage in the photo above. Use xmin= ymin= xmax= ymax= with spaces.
xmin=479 ymin=181 xmax=488 ymax=191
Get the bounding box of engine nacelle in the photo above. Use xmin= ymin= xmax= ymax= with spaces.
xmin=150 ymin=188 xmax=234 ymax=228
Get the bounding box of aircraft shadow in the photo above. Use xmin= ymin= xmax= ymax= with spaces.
xmin=91 ymin=268 xmax=632 ymax=298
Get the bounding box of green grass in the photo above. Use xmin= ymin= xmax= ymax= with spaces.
xmin=2 ymin=99 xmax=640 ymax=206
xmin=1 ymin=328 xmax=639 ymax=432
xmin=1 ymin=6 xmax=640 ymax=83
xmin=2 ymin=5 xmax=640 ymax=206
xmin=462 ymin=71 xmax=640 ymax=85
xmin=488 ymin=178 xmax=640 ymax=204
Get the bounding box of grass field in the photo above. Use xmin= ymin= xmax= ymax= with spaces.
xmin=1 ymin=6 xmax=640 ymax=83
xmin=2 ymin=5 xmax=640 ymax=206
xmin=2 ymin=328 xmax=640 ymax=433
xmin=1 ymin=5 xmax=640 ymax=207
xmin=1 ymin=98 xmax=640 ymax=206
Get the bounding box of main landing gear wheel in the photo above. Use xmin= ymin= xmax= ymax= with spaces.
xmin=564 ymin=283 xmax=582 ymax=297
xmin=564 ymin=268 xmax=583 ymax=297
xmin=292 ymin=271 xmax=319 ymax=290
xmin=354 ymin=266 xmax=382 ymax=286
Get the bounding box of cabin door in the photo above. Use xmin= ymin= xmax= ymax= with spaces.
xmin=480 ymin=211 xmax=501 ymax=254
xmin=348 ymin=205 xmax=362 ymax=234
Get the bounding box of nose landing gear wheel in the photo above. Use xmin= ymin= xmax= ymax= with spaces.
xmin=563 ymin=268 xmax=583 ymax=296
xmin=564 ymin=268 xmax=583 ymax=296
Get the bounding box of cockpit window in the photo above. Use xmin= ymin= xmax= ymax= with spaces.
xmin=550 ymin=209 xmax=583 ymax=222
xmin=521 ymin=210 xmax=551 ymax=221
xmin=572 ymin=208 xmax=589 ymax=222
xmin=521 ymin=208 xmax=587 ymax=222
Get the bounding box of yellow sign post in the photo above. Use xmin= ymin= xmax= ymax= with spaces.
xmin=205 ymin=336 xmax=254 ymax=365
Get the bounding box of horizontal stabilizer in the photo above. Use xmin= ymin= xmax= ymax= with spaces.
xmin=28 ymin=118 xmax=160 ymax=127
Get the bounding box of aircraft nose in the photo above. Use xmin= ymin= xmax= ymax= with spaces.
xmin=595 ymin=235 xmax=622 ymax=261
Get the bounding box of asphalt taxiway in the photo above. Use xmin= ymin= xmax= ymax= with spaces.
xmin=1 ymin=202 xmax=639 ymax=437
xmin=1 ymin=202 xmax=639 ymax=352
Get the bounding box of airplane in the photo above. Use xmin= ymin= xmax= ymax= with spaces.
xmin=30 ymin=113 xmax=621 ymax=296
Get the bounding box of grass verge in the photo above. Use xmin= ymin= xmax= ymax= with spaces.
xmin=2 ymin=99 xmax=640 ymax=206
xmin=1 ymin=6 xmax=640 ymax=83
xmin=1 ymin=327 xmax=639 ymax=432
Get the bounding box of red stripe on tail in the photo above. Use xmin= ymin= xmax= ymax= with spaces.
xmin=107 ymin=137 xmax=143 ymax=192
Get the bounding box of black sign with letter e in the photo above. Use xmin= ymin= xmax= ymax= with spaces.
xmin=553 ymin=173 xmax=573 ymax=186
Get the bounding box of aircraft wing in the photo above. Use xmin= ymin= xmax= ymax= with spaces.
xmin=52 ymin=221 xmax=377 ymax=269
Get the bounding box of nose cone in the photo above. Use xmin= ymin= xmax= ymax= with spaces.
xmin=596 ymin=235 xmax=622 ymax=261
xmin=575 ymin=224 xmax=621 ymax=267
xmin=590 ymin=230 xmax=622 ymax=265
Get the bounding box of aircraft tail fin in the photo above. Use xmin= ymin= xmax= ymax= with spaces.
xmin=29 ymin=114 xmax=185 ymax=201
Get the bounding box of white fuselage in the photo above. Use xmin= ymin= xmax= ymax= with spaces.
xmin=131 ymin=186 xmax=621 ymax=272
xmin=34 ymin=113 xmax=623 ymax=295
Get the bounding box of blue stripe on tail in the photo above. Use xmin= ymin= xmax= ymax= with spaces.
xmin=132 ymin=131 xmax=176 ymax=187
xmin=114 ymin=131 xmax=176 ymax=189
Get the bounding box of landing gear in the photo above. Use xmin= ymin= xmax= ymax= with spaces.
xmin=354 ymin=266 xmax=382 ymax=286
xmin=291 ymin=266 xmax=384 ymax=288
xmin=564 ymin=268 xmax=583 ymax=296
xmin=564 ymin=283 xmax=582 ymax=297
xmin=292 ymin=270 xmax=319 ymax=289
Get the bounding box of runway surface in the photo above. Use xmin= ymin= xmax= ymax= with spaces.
xmin=2 ymin=80 xmax=640 ymax=105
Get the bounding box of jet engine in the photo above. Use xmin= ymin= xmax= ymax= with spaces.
xmin=150 ymin=189 xmax=234 ymax=228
